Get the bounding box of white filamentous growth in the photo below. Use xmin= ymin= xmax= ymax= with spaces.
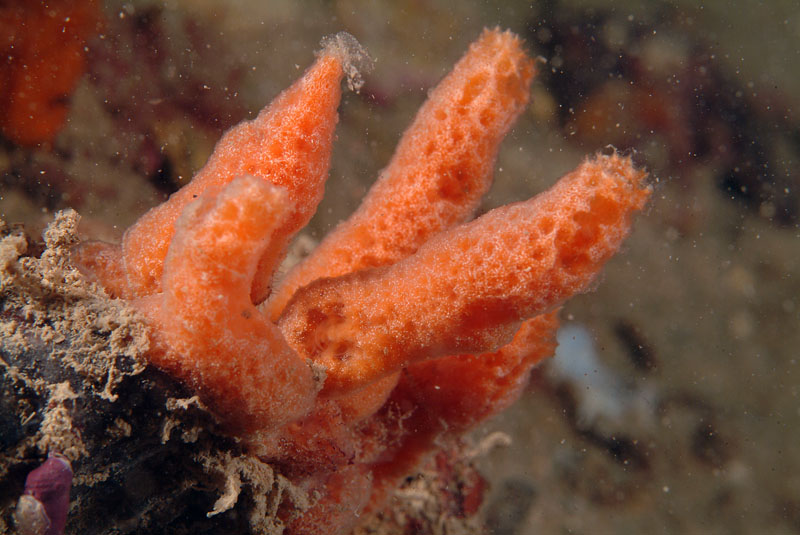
xmin=318 ymin=31 xmax=374 ymax=93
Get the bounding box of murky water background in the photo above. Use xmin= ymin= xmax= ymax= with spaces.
xmin=1 ymin=1 xmax=798 ymax=533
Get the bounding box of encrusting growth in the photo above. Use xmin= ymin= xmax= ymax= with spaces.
xmin=74 ymin=28 xmax=651 ymax=534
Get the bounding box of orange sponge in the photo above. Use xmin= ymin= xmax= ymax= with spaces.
xmin=267 ymin=28 xmax=537 ymax=427
xmin=72 ymin=27 xmax=651 ymax=533
xmin=403 ymin=312 xmax=560 ymax=430
xmin=79 ymin=36 xmax=370 ymax=299
xmin=360 ymin=312 xmax=559 ymax=512
xmin=268 ymin=29 xmax=536 ymax=319
xmin=136 ymin=176 xmax=316 ymax=434
xmin=279 ymin=153 xmax=650 ymax=395
xmin=123 ymin=49 xmax=343 ymax=298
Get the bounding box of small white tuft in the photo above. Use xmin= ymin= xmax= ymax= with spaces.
xmin=318 ymin=31 xmax=374 ymax=93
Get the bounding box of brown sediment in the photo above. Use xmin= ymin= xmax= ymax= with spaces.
xmin=0 ymin=210 xmax=149 ymax=401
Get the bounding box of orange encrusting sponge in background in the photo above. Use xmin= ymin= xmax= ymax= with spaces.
xmin=278 ymin=153 xmax=650 ymax=395
xmin=0 ymin=0 xmax=101 ymax=146
xmin=268 ymin=29 xmax=536 ymax=319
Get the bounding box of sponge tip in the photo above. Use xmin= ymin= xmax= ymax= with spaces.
xmin=319 ymin=31 xmax=374 ymax=92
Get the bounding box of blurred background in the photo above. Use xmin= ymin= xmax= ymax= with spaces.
xmin=1 ymin=1 xmax=798 ymax=533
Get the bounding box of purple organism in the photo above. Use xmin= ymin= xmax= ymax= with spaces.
xmin=15 ymin=455 xmax=73 ymax=535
